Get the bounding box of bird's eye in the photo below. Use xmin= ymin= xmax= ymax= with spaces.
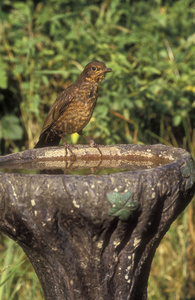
xmin=92 ymin=66 xmax=97 ymax=71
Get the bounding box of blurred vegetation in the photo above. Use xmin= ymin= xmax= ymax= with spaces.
xmin=0 ymin=0 xmax=194 ymax=299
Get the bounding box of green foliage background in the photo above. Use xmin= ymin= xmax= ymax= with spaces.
xmin=0 ymin=0 xmax=195 ymax=299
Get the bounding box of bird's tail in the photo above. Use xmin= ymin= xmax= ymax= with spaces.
xmin=34 ymin=132 xmax=61 ymax=148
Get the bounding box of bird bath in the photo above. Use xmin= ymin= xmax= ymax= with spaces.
xmin=0 ymin=144 xmax=194 ymax=300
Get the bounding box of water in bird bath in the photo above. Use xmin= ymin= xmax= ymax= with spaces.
xmin=0 ymin=157 xmax=171 ymax=175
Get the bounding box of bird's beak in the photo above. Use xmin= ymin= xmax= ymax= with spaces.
xmin=104 ymin=68 xmax=113 ymax=73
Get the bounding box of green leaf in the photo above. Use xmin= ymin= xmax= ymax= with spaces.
xmin=173 ymin=115 xmax=182 ymax=127
xmin=0 ymin=115 xmax=23 ymax=140
xmin=0 ymin=57 xmax=8 ymax=89
xmin=107 ymin=190 xmax=139 ymax=221
xmin=143 ymin=66 xmax=161 ymax=75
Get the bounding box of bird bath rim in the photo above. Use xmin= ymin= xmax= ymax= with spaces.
xmin=0 ymin=144 xmax=191 ymax=176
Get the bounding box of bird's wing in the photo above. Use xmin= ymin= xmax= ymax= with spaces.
xmin=40 ymin=88 xmax=73 ymax=135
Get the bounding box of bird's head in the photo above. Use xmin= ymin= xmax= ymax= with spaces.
xmin=82 ymin=60 xmax=112 ymax=83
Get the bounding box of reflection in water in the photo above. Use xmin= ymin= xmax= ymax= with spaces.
xmin=0 ymin=158 xmax=169 ymax=175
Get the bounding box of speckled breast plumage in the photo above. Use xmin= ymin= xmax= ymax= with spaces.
xmin=50 ymin=82 xmax=98 ymax=136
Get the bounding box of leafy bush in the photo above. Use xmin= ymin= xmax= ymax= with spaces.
xmin=0 ymin=0 xmax=194 ymax=153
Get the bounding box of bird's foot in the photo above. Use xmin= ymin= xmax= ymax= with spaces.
xmin=88 ymin=140 xmax=103 ymax=159
xmin=89 ymin=139 xmax=97 ymax=148
xmin=60 ymin=135 xmax=76 ymax=159
xmin=78 ymin=131 xmax=103 ymax=157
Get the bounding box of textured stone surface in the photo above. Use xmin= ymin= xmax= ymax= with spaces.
xmin=0 ymin=144 xmax=194 ymax=300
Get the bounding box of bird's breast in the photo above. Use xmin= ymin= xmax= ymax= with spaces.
xmin=51 ymin=83 xmax=98 ymax=135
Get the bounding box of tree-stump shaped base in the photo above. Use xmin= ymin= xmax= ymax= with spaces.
xmin=0 ymin=144 xmax=194 ymax=300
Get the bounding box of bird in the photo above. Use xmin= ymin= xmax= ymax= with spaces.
xmin=34 ymin=60 xmax=112 ymax=152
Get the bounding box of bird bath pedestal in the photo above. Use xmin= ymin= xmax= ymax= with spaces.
xmin=0 ymin=144 xmax=194 ymax=300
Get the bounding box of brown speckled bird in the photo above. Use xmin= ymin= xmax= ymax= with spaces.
xmin=34 ymin=60 xmax=112 ymax=149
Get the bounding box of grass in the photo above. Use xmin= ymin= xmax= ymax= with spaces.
xmin=0 ymin=236 xmax=43 ymax=300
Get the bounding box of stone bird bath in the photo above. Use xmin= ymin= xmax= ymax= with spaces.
xmin=0 ymin=144 xmax=194 ymax=300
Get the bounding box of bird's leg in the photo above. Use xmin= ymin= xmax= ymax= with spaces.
xmin=78 ymin=131 xmax=102 ymax=158
xmin=60 ymin=134 xmax=76 ymax=159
